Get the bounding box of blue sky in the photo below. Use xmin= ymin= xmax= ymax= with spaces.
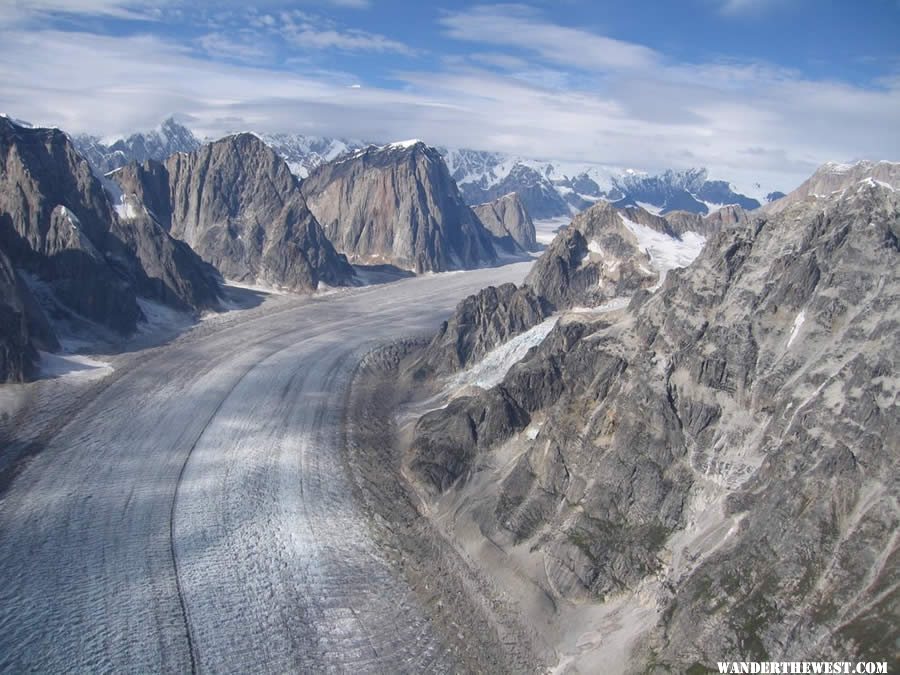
xmin=1 ymin=0 xmax=898 ymax=191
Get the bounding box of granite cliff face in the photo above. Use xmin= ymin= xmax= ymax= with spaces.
xmin=472 ymin=192 xmax=539 ymax=253
xmin=301 ymin=141 xmax=497 ymax=273
xmin=118 ymin=134 xmax=354 ymax=291
xmin=407 ymin=177 xmax=899 ymax=671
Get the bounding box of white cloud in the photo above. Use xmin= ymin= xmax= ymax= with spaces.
xmin=282 ymin=25 xmax=413 ymax=54
xmin=439 ymin=4 xmax=660 ymax=72
xmin=239 ymin=9 xmax=416 ymax=56
xmin=0 ymin=4 xmax=897 ymax=196
xmin=0 ymin=0 xmax=371 ymax=27
xmin=716 ymin=0 xmax=782 ymax=15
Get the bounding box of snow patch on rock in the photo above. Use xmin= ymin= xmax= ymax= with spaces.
xmin=787 ymin=310 xmax=806 ymax=348
xmin=618 ymin=214 xmax=706 ymax=285
xmin=447 ymin=316 xmax=559 ymax=391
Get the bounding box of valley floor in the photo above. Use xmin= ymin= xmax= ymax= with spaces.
xmin=0 ymin=261 xmax=531 ymax=672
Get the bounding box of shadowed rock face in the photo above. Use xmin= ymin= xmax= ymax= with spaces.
xmin=108 ymin=198 xmax=222 ymax=312
xmin=0 ymin=116 xmax=143 ymax=333
xmin=409 ymin=178 xmax=899 ymax=669
xmin=301 ymin=142 xmax=497 ymax=273
xmin=0 ymin=247 xmax=37 ymax=382
xmin=118 ymin=134 xmax=354 ymax=291
xmin=0 ymin=117 xmax=232 ymax=379
xmin=472 ymin=192 xmax=539 ymax=252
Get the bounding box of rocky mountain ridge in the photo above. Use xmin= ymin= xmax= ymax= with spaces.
xmin=65 ymin=117 xmax=772 ymax=223
xmin=440 ymin=147 xmax=765 ymax=218
xmin=409 ymin=199 xmax=711 ymax=381
xmin=763 ymin=159 xmax=900 ymax=214
xmin=403 ymin=170 xmax=899 ymax=672
xmin=115 ymin=133 xmax=355 ymax=291
xmin=0 ymin=116 xmax=223 ymax=382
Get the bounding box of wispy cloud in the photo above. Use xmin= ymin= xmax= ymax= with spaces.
xmin=439 ymin=4 xmax=659 ymax=72
xmin=716 ymin=0 xmax=783 ymax=15
xmin=0 ymin=1 xmax=896 ymax=195
xmin=276 ymin=11 xmax=415 ymax=54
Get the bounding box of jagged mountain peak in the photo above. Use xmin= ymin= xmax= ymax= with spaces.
xmin=255 ymin=132 xmax=367 ymax=178
xmin=72 ymin=116 xmax=201 ymax=175
xmin=614 ymin=166 xmax=708 ymax=193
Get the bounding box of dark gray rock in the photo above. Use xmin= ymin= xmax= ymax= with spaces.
xmin=411 ymin=386 xmax=530 ymax=494
xmin=301 ymin=141 xmax=496 ymax=273
xmin=0 ymin=247 xmax=38 ymax=383
xmin=109 ymin=205 xmax=222 ymax=312
xmin=0 ymin=116 xmax=143 ymax=333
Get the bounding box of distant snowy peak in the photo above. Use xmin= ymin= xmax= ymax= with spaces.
xmin=387 ymin=139 xmax=424 ymax=150
xmin=0 ymin=113 xmax=34 ymax=129
xmin=73 ymin=116 xmax=201 ymax=174
xmin=256 ymin=132 xmax=368 ymax=179
xmin=440 ymin=147 xmax=763 ymax=218
xmin=611 ymin=169 xmax=761 ymax=215
xmin=70 ymin=116 xmax=770 ymax=219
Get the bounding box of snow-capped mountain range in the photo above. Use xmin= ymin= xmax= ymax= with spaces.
xmin=254 ymin=133 xmax=369 ymax=179
xmin=438 ymin=148 xmax=765 ymax=218
xmin=70 ymin=116 xmax=773 ymax=218
xmin=73 ymin=117 xmax=202 ymax=174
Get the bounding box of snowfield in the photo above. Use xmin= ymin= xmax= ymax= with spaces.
xmin=533 ymin=216 xmax=573 ymax=244
xmin=0 ymin=261 xmax=532 ymax=672
xmin=618 ymin=214 xmax=706 ymax=285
